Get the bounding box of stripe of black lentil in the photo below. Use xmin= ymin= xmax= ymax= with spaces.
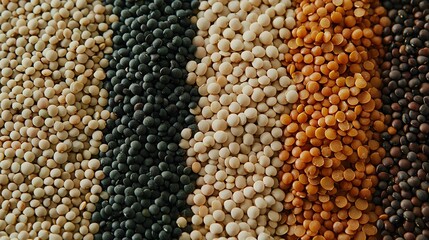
xmin=92 ymin=1 xmax=200 ymax=240
xmin=375 ymin=0 xmax=429 ymax=239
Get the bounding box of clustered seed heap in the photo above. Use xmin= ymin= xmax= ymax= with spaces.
xmin=181 ymin=0 xmax=298 ymax=239
xmin=0 ymin=0 xmax=114 ymax=239
xmin=279 ymin=0 xmax=390 ymax=238
xmin=1 ymin=0 xmax=428 ymax=239
xmin=92 ymin=0 xmax=200 ymax=240
xmin=375 ymin=0 xmax=429 ymax=239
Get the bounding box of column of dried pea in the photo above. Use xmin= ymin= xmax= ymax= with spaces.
xmin=0 ymin=0 xmax=115 ymax=239
xmin=181 ymin=0 xmax=298 ymax=239
xmin=278 ymin=0 xmax=390 ymax=239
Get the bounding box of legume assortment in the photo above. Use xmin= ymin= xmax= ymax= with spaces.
xmin=375 ymin=0 xmax=429 ymax=239
xmin=92 ymin=0 xmax=200 ymax=240
xmin=0 ymin=0 xmax=427 ymax=239
xmin=278 ymin=0 xmax=390 ymax=238
xmin=0 ymin=0 xmax=114 ymax=239
xmin=181 ymin=0 xmax=298 ymax=239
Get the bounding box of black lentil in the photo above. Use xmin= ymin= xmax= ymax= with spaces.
xmin=94 ymin=0 xmax=199 ymax=239
xmin=376 ymin=0 xmax=429 ymax=239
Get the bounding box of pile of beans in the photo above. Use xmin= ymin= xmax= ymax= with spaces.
xmin=0 ymin=0 xmax=114 ymax=239
xmin=0 ymin=0 xmax=428 ymax=239
xmin=181 ymin=0 xmax=298 ymax=239
xmin=375 ymin=0 xmax=429 ymax=239
xmin=92 ymin=0 xmax=199 ymax=240
xmin=278 ymin=0 xmax=390 ymax=238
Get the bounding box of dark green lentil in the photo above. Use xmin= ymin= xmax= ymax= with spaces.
xmin=376 ymin=0 xmax=429 ymax=239
xmin=94 ymin=0 xmax=199 ymax=239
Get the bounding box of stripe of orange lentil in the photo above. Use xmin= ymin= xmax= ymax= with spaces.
xmin=278 ymin=0 xmax=391 ymax=239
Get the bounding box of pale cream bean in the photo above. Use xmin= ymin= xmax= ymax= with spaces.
xmin=186 ymin=0 xmax=296 ymax=238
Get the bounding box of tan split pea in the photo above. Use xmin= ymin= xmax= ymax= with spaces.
xmin=0 ymin=0 xmax=116 ymax=238
xmin=184 ymin=0 xmax=298 ymax=239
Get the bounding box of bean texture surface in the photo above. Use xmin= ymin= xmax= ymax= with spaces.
xmin=0 ymin=0 xmax=427 ymax=239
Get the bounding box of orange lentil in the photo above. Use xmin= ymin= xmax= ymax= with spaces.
xmin=362 ymin=224 xmax=377 ymax=236
xmin=314 ymin=56 xmax=326 ymax=65
xmin=355 ymin=198 xmax=369 ymax=211
xmin=310 ymin=147 xmax=321 ymax=156
xmin=325 ymin=128 xmax=337 ymax=140
xmin=320 ymin=177 xmax=335 ymax=190
xmin=297 ymin=112 xmax=309 ymax=123
xmin=284 ymin=137 xmax=295 ymax=146
xmin=297 ymin=26 xmax=308 ymax=38
xmin=334 ymin=111 xmax=346 ymax=122
xmin=343 ymin=169 xmax=356 ymax=181
xmin=327 ymin=61 xmax=339 ymax=71
xmin=344 ymin=16 xmax=356 ymax=27
xmin=323 ymin=32 xmax=332 ymax=43
xmin=328 ymin=105 xmax=338 ymax=114
xmin=280 ymin=0 xmax=387 ymax=238
xmin=337 ymin=53 xmax=349 ymax=64
xmin=282 ymin=173 xmax=294 ymax=185
xmin=322 ymin=42 xmax=334 ymax=52
xmin=287 ymin=122 xmax=299 ymax=133
xmin=335 ymin=196 xmax=348 ymax=208
xmin=280 ymin=150 xmax=290 ymax=161
xmin=329 ymin=140 xmax=343 ymax=152
xmin=348 ymin=207 xmax=362 ymax=220
xmin=354 ymin=8 xmax=366 ymax=18
xmin=351 ymin=29 xmax=363 ymax=40
xmin=313 ymin=128 xmax=325 ymax=139
xmin=295 ymin=225 xmax=306 ymax=237
xmin=338 ymin=88 xmax=350 ymax=100
xmin=345 ymin=76 xmax=356 ymax=87
xmin=349 ymin=51 xmax=360 ymax=62
xmin=293 ymin=53 xmax=304 ymax=62
xmin=324 ymin=115 xmax=336 ymax=126
xmin=295 ymin=159 xmax=307 ymax=170
xmin=312 ymin=156 xmax=324 ymax=167
xmin=304 ymin=54 xmax=314 ymax=64
xmin=309 ymin=220 xmax=322 ymax=233
xmin=305 ymin=166 xmax=318 ymax=177
xmin=357 ymin=146 xmax=369 ymax=159
xmin=357 ymin=91 xmax=371 ymax=104
xmin=355 ymin=77 xmax=367 ymax=89
xmin=332 ymin=170 xmax=344 ymax=182
xmin=281 ymin=114 xmax=292 ymax=125
xmin=363 ymin=61 xmax=375 ymax=70
xmin=331 ymin=12 xmax=343 ymax=24
xmin=307 ymin=81 xmax=320 ymax=93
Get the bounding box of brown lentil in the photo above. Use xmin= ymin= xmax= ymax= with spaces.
xmin=375 ymin=1 xmax=429 ymax=239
